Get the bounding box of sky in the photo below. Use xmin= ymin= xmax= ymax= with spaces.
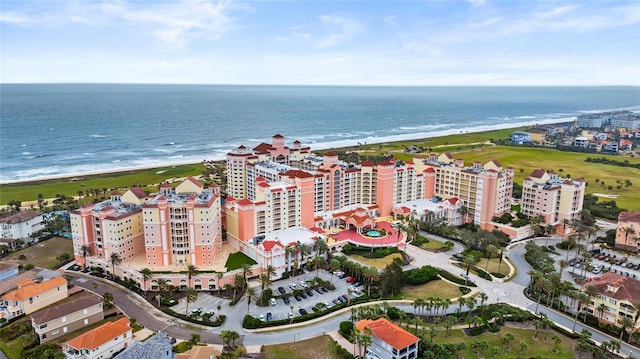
xmin=1 ymin=0 xmax=639 ymax=86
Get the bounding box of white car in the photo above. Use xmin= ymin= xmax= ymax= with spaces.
xmin=259 ymin=314 xmax=265 ymax=321
xmin=289 ymin=283 xmax=297 ymax=289
xmin=299 ymin=281 xmax=308 ymax=288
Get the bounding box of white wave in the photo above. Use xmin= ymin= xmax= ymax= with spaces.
xmin=20 ymin=144 xmax=27 ymax=147
xmin=90 ymin=134 xmax=107 ymax=138
xmin=21 ymin=151 xmax=31 ymax=155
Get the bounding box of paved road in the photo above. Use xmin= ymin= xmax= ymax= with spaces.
xmin=67 ymin=235 xmax=638 ymax=357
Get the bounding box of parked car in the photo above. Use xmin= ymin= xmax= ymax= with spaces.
xmin=315 ymin=288 xmax=324 ymax=294
xmin=270 ymin=298 xmax=277 ymax=306
xmin=321 ymin=287 xmax=328 ymax=293
xmin=283 ymin=296 xmax=291 ymax=304
xmin=288 ymin=312 xmax=294 ymax=319
xmin=346 ymin=277 xmax=356 ymax=283
xmin=266 ymin=312 xmax=273 ymax=321
xmin=299 ymin=308 xmax=308 ymax=315
xmin=306 ymin=290 xmax=314 ymax=297
xmin=295 ymin=294 xmax=302 ymax=301
xmin=277 ymin=287 xmax=286 ymax=294
xmin=300 ymin=292 xmax=307 ymax=299
xmin=259 ymin=314 xmax=265 ymax=322
xmin=289 ymin=283 xmax=297 ymax=289
xmin=299 ymin=281 xmax=308 ymax=288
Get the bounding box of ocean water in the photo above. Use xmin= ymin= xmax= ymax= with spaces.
xmin=1 ymin=84 xmax=639 ymax=183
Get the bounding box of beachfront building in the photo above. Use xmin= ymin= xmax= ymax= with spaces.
xmin=615 ymin=211 xmax=640 ymax=252
xmin=114 ymin=332 xmax=173 ymax=359
xmin=356 ymin=317 xmax=420 ymax=359
xmin=70 ymin=188 xmax=147 ymax=267
xmin=584 ymin=272 xmax=640 ymax=331
xmin=63 ymin=317 xmax=133 ymax=359
xmin=520 ymin=170 xmax=585 ymax=234
xmin=0 ymin=210 xmax=44 ymax=242
xmin=142 ymin=177 xmax=222 ymax=267
xmin=412 ymin=154 xmax=515 ymax=231
xmin=31 ymin=292 xmax=104 ymax=343
xmin=0 ymin=276 xmax=68 ymax=319
xmin=510 ymin=131 xmax=531 ymax=144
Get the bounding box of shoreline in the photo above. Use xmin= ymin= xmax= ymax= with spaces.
xmin=0 ymin=120 xmax=568 ymax=186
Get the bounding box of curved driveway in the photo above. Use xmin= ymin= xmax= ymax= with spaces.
xmin=68 ymin=233 xmax=638 ymax=357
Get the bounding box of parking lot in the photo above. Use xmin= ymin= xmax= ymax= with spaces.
xmin=569 ymin=249 xmax=640 ymax=280
xmin=251 ymin=268 xmax=364 ymax=322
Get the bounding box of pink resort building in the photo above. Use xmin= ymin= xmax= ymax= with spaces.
xmin=520 ymin=169 xmax=586 ymax=235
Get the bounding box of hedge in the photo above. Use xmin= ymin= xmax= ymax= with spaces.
xmin=474 ymin=267 xmax=492 ymax=281
xmin=438 ymin=269 xmax=477 ymax=287
xmin=161 ymin=308 xmax=225 ymax=327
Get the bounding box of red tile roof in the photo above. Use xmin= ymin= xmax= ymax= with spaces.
xmin=237 ymin=199 xmax=254 ymax=206
xmin=619 ymin=211 xmax=640 ymax=222
xmin=66 ymin=318 xmax=131 ymax=351
xmin=129 ymin=187 xmax=148 ymax=199
xmin=361 ymin=160 xmax=374 ymax=166
xmin=586 ymin=272 xmax=640 ymax=303
xmin=530 ymin=169 xmax=546 ymax=178
xmin=324 ymin=151 xmax=338 ymax=156
xmin=356 ymin=318 xmax=419 ymax=350
xmin=273 ymin=133 xmax=284 ymax=138
xmin=253 ymin=143 xmax=273 ymax=154
xmin=2 ymin=276 xmax=67 ymax=301
xmin=186 ymin=176 xmax=203 ymax=188
xmin=261 ymin=240 xmax=283 ymax=252
xmin=282 ymin=169 xmax=314 ymax=178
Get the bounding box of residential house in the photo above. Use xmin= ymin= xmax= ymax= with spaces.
xmin=0 ymin=261 xmax=19 ymax=282
xmin=510 ymin=131 xmax=531 ymax=144
xmin=31 ymin=292 xmax=104 ymax=343
xmin=615 ymin=212 xmax=640 ymax=252
xmin=174 ymin=345 xmax=220 ymax=359
xmin=585 ymin=272 xmax=640 ymax=330
xmin=528 ymin=128 xmax=548 ymax=144
xmin=63 ymin=317 xmax=133 ymax=359
xmin=114 ymin=332 xmax=173 ymax=359
xmin=574 ymin=136 xmax=589 ymax=148
xmin=619 ymin=139 xmax=634 ymax=151
xmin=356 ymin=317 xmax=420 ymax=359
xmin=0 ymin=211 xmax=44 ymax=242
xmin=1 ymin=276 xmax=68 ymax=319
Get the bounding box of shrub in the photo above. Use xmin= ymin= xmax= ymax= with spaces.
xmin=438 ymin=269 xmax=477 ymax=287
xmin=243 ymin=315 xmax=262 ymax=329
xmin=469 ymin=326 xmax=485 ymax=336
xmin=474 ymin=268 xmax=492 ymax=281
xmin=459 ymin=286 xmax=471 ymax=295
xmin=491 ymin=272 xmax=506 ymax=278
xmin=173 ymin=342 xmax=193 ymax=353
xmin=260 ymin=288 xmax=272 ymax=306
xmin=404 ymin=265 xmax=439 ymax=285
xmin=281 ymin=272 xmax=290 ymax=279
xmin=339 ymin=321 xmax=354 ymax=340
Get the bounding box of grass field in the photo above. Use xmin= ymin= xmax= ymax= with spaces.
xmin=262 ymin=334 xmax=343 ymax=359
xmin=417 ymin=237 xmax=448 ymax=251
xmin=7 ymin=236 xmax=73 ymax=269
xmin=349 ymin=253 xmax=403 ymax=269
xmin=476 ymin=257 xmax=512 ymax=277
xmin=225 ymin=252 xmax=257 ymax=271
xmin=402 ymin=279 xmax=461 ymax=300
xmin=0 ymin=163 xmax=206 ymax=205
xmin=433 ymin=325 xmax=576 ymax=359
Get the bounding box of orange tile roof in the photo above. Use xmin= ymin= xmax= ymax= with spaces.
xmin=66 ymin=317 xmax=131 ymax=350
xmin=2 ymin=276 xmax=67 ymax=301
xmin=356 ymin=318 xmax=419 ymax=350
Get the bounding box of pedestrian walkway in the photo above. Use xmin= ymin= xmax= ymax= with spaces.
xmin=326 ymin=330 xmax=357 ymax=356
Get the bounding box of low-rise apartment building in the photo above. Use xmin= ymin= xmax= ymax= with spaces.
xmin=585 ymin=272 xmax=640 ymax=330
xmin=0 ymin=276 xmax=68 ymax=319
xmin=63 ymin=317 xmax=133 ymax=359
xmin=0 ymin=211 xmax=44 ymax=241
xmin=615 ymin=211 xmax=640 ymax=252
xmin=31 ymin=292 xmax=104 ymax=343
xmin=356 ymin=317 xmax=419 ymax=359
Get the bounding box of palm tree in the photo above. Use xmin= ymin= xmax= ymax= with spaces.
xmin=485 ymin=244 xmax=498 ymax=272
xmin=217 ymin=304 xmax=222 ymax=321
xmin=233 ymin=274 xmax=244 ymax=301
xmin=503 ymin=333 xmax=515 ymax=350
xmin=259 ymin=273 xmax=271 ymax=291
xmin=265 ymin=265 xmax=276 ymax=280
xmin=623 ymin=226 xmax=636 ymax=248
xmin=80 ymin=245 xmax=92 ymax=271
xmin=572 ymin=292 xmax=589 ymax=332
xmin=240 ymin=264 xmax=253 ymax=289
xmin=313 ymin=237 xmax=328 ymax=259
xmin=140 ymin=268 xmax=153 ymax=295
xmin=186 ymin=264 xmax=199 ymax=289
xmin=109 ymin=252 xmax=121 ymax=279
xmin=184 ymin=287 xmax=197 ymax=315
xmin=463 ymin=255 xmax=478 ymax=286
xmin=216 ymin=271 xmax=224 ymax=294
xmin=285 ymin=245 xmax=294 ymax=274
xmin=619 ymin=316 xmax=635 ymax=343
xmin=458 ymin=204 xmax=469 ymax=224
xmin=245 ymin=286 xmax=258 ymax=314
xmin=103 ymin=292 xmax=114 ymax=309
xmin=329 ymin=258 xmax=341 ymax=284
xmin=558 ymin=259 xmax=568 ymax=276
xmin=583 ymin=285 xmax=599 ymax=322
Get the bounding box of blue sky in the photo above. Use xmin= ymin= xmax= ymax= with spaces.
xmin=1 ymin=0 xmax=639 ymax=85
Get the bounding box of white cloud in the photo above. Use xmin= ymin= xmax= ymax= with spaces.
xmin=0 ymin=0 xmax=249 ymax=47
xmin=314 ymin=13 xmax=362 ymax=48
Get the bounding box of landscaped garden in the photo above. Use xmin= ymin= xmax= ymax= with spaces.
xmin=225 ymin=252 xmax=257 ymax=271
xmin=262 ymin=335 xmax=351 ymax=359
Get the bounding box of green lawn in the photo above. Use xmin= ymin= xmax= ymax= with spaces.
xmin=225 ymin=252 xmax=257 ymax=271
xmin=349 ymin=253 xmax=403 ymax=269
xmin=476 ymin=257 xmax=512 ymax=277
xmin=8 ymin=236 xmax=73 ymax=269
xmin=402 ymin=279 xmax=461 ymax=300
xmin=0 ymin=333 xmax=33 ymax=359
xmin=263 ymin=335 xmax=343 ymax=359
xmin=417 ymin=237 xmax=448 ymax=251
xmin=0 ymin=163 xmax=206 ymax=205
xmin=433 ymin=326 xmax=575 ymax=359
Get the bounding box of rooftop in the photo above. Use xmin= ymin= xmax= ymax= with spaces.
xmin=0 ymin=211 xmax=42 ymax=224
xmin=1 ymin=276 xmax=67 ymax=302
xmin=114 ymin=332 xmax=173 ymax=359
xmin=66 ymin=317 xmax=131 ymax=351
xmin=356 ymin=317 xmax=419 ymax=350
xmin=587 ymin=272 xmax=640 ymax=303
xmin=31 ymin=292 xmax=102 ymax=325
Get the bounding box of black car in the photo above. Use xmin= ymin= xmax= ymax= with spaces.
xmin=341 ymin=294 xmax=349 ymax=302
xmin=299 ymin=308 xmax=308 ymax=315
xmin=315 ymin=288 xmax=323 ymax=294
xmin=321 ymin=287 xmax=328 ymax=293
xmin=338 ymin=273 xmax=347 ymax=279
xmin=306 ymin=290 xmax=313 ymax=297
xmin=294 ymin=294 xmax=302 ymax=301
xmin=300 ymin=292 xmax=307 ymax=299
xmin=277 ymin=287 xmax=286 ymax=295
xmin=283 ymin=296 xmax=291 ymax=304
xmin=266 ymin=312 xmax=273 ymax=321
xmin=353 ymin=281 xmax=361 ymax=287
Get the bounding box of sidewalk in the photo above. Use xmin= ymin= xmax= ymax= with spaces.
xmin=326 ymin=330 xmax=357 ymax=356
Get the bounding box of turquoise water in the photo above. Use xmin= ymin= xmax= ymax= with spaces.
xmin=367 ymin=230 xmax=382 ymax=237
xmin=1 ymin=84 xmax=639 ymax=182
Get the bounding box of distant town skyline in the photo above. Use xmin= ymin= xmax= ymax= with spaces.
xmin=1 ymin=0 xmax=639 ymax=86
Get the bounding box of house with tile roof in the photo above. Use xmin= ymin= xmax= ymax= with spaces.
xmin=615 ymin=211 xmax=640 ymax=252
xmin=114 ymin=332 xmax=173 ymax=359
xmin=0 ymin=210 xmax=44 ymax=242
xmin=63 ymin=317 xmax=133 ymax=359
xmin=584 ymin=272 xmax=640 ymax=330
xmin=356 ymin=318 xmax=419 ymax=359
xmin=1 ymin=276 xmax=68 ymax=319
xmin=31 ymin=291 xmax=103 ymax=343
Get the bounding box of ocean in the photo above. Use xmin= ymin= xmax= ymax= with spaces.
xmin=1 ymin=84 xmax=639 ymax=183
